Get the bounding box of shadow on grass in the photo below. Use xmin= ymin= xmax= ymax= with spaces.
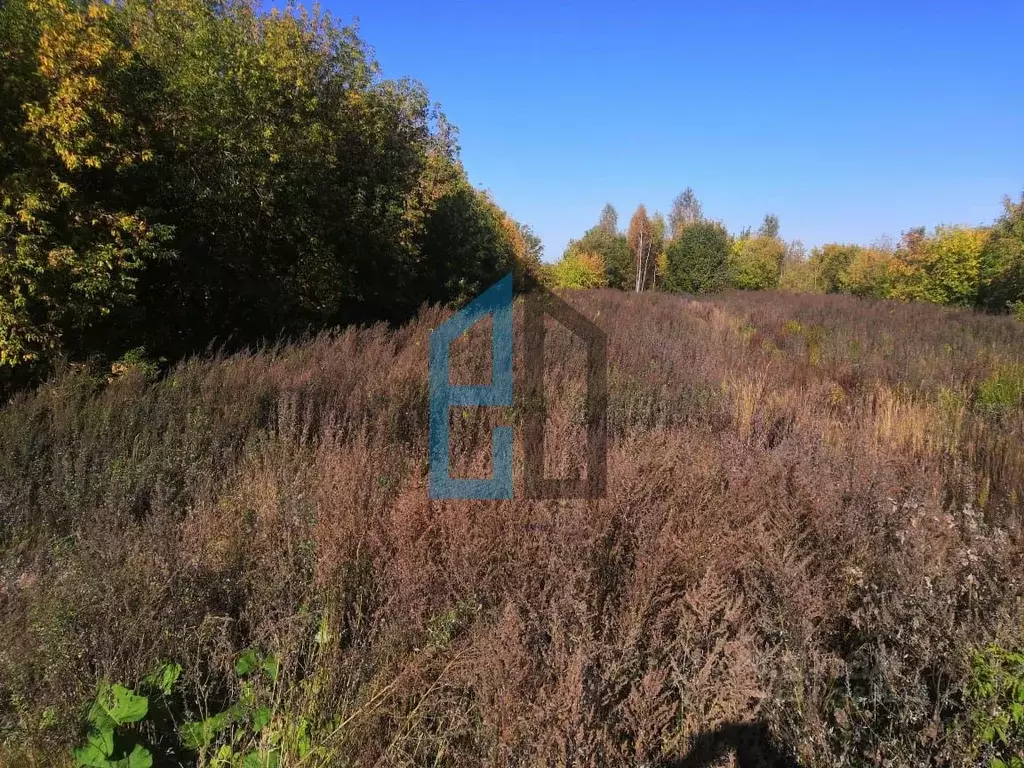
xmin=661 ymin=721 xmax=797 ymax=768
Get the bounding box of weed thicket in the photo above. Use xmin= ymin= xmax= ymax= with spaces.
xmin=1 ymin=290 xmax=1023 ymax=766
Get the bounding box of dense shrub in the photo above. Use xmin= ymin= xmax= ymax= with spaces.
xmin=979 ymin=194 xmax=1024 ymax=313
xmin=664 ymin=220 xmax=732 ymax=293
xmin=543 ymin=251 xmax=607 ymax=289
xmin=728 ymin=234 xmax=785 ymax=290
xmin=843 ymin=246 xmax=895 ymax=298
xmin=810 ymin=243 xmax=861 ymax=293
xmin=890 ymin=226 xmax=987 ymax=307
xmin=564 ymin=226 xmax=633 ymax=290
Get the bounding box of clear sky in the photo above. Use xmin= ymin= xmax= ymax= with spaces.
xmin=326 ymin=1 xmax=1024 ymax=261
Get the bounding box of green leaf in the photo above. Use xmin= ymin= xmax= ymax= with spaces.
xmin=86 ymin=725 xmax=115 ymax=757
xmin=242 ymin=750 xmax=280 ymax=768
xmin=126 ymin=744 xmax=153 ymax=768
xmin=74 ymin=742 xmax=114 ymax=768
xmin=252 ymin=706 xmax=272 ymax=733
xmin=296 ymin=718 xmax=310 ymax=757
xmin=994 ymin=720 xmax=1008 ymax=745
xmin=234 ymin=649 xmax=261 ymax=678
xmin=93 ymin=684 xmax=148 ymax=726
xmin=180 ymin=711 xmax=230 ymax=750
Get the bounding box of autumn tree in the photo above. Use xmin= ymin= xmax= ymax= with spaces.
xmin=597 ymin=203 xmax=618 ymax=235
xmin=779 ymin=241 xmax=825 ymax=293
xmin=889 ymin=226 xmax=986 ymax=306
xmin=0 ymin=0 xmax=172 ymax=374
xmin=0 ymin=0 xmax=536 ymax=386
xmin=650 ymin=212 xmax=667 ymax=288
xmin=811 ymin=244 xmax=861 ymax=293
xmin=669 ymin=187 xmax=702 ymax=239
xmin=729 ymin=235 xmax=785 ymax=290
xmin=844 ymin=247 xmax=895 ymax=298
xmin=628 ymin=204 xmax=656 ymax=292
xmin=516 ymin=223 xmax=545 ymax=265
xmin=546 ymin=251 xmax=607 ymax=289
xmin=565 ymin=226 xmax=632 ymax=290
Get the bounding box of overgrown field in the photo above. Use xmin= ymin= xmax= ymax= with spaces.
xmin=2 ymin=290 xmax=1024 ymax=767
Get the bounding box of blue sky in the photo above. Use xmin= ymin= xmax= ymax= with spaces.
xmin=327 ymin=1 xmax=1023 ymax=261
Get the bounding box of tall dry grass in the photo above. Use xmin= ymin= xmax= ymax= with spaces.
xmin=1 ymin=289 xmax=1023 ymax=766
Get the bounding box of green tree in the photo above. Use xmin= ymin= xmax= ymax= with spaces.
xmin=728 ymin=235 xmax=785 ymax=290
xmin=565 ymin=227 xmax=632 ymax=290
xmin=889 ymin=226 xmax=986 ymax=306
xmin=811 ymin=243 xmax=861 ymax=293
xmin=978 ymin=193 xmax=1024 ymax=312
xmin=663 ymin=220 xmax=731 ymax=294
xmin=1 ymin=0 xmax=535 ymax=386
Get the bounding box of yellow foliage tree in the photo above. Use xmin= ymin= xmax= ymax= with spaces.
xmin=890 ymin=226 xmax=987 ymax=306
xmin=548 ymin=251 xmax=607 ymax=289
xmin=1 ymin=0 xmax=167 ymax=370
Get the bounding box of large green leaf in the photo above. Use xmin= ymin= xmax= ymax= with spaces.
xmin=80 ymin=724 xmax=115 ymax=758
xmin=73 ymin=729 xmax=114 ymax=767
xmin=125 ymin=744 xmax=154 ymax=768
xmin=90 ymin=683 xmax=148 ymax=727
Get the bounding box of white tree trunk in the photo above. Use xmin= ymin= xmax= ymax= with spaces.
xmin=634 ymin=231 xmax=645 ymax=292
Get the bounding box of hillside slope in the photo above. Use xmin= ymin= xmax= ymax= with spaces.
xmin=2 ymin=289 xmax=1023 ymax=766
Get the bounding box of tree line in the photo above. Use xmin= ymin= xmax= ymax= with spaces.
xmin=547 ymin=188 xmax=1024 ymax=318
xmin=0 ymin=0 xmax=542 ymax=390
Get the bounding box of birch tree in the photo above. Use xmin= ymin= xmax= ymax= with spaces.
xmin=628 ymin=205 xmax=654 ymax=292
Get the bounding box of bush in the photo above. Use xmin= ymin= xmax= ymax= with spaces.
xmin=966 ymin=642 xmax=1024 ymax=767
xmin=565 ymin=227 xmax=633 ymax=290
xmin=663 ymin=220 xmax=731 ymax=293
xmin=546 ymin=251 xmax=608 ymax=289
xmin=779 ymin=255 xmax=824 ymax=294
xmin=890 ymin=227 xmax=987 ymax=307
xmin=844 ymin=247 xmax=895 ymax=298
xmin=979 ymin=194 xmax=1024 ymax=313
xmin=977 ymin=363 xmax=1024 ymax=412
xmin=810 ymin=243 xmax=861 ymax=293
xmin=728 ymin=235 xmax=785 ymax=290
